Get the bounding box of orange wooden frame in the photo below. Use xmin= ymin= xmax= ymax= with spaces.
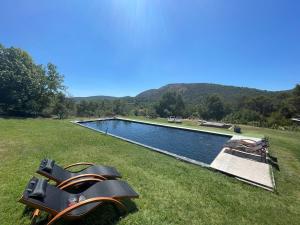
xmin=46 ymin=197 xmax=126 ymax=225
xmin=57 ymin=174 xmax=107 ymax=188
xmin=59 ymin=177 xmax=103 ymax=190
xmin=64 ymin=162 xmax=95 ymax=170
xmin=31 ymin=177 xmax=105 ymax=221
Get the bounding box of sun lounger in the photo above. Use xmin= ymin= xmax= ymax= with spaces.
xmin=37 ymin=159 xmax=122 ymax=186
xmin=19 ymin=177 xmax=139 ymax=225
xmin=225 ymin=138 xmax=269 ymax=148
xmin=224 ymin=142 xmax=267 ymax=155
xmin=168 ymin=116 xmax=176 ymax=123
xmin=224 ymin=142 xmax=267 ymax=162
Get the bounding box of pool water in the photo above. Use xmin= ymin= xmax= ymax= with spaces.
xmin=79 ymin=119 xmax=231 ymax=165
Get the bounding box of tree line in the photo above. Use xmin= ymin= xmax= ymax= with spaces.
xmin=1 ymin=44 xmax=299 ymax=129
xmin=70 ymin=86 xmax=300 ymax=129
xmin=155 ymin=87 xmax=300 ymax=128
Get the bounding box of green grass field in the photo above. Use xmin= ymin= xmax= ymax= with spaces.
xmin=0 ymin=117 xmax=299 ymax=225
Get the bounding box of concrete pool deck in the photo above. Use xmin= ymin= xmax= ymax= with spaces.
xmin=211 ymin=136 xmax=275 ymax=191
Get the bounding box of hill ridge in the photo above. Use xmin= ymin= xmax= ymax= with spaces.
xmin=73 ymin=83 xmax=287 ymax=104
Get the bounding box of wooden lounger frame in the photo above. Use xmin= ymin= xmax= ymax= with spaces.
xmin=25 ymin=196 xmax=126 ymax=225
xmin=28 ymin=177 xmax=128 ymax=225
xmin=31 ymin=162 xmax=123 ymax=224
xmin=57 ymin=174 xmax=107 ymax=188
xmin=56 ymin=162 xmax=107 ymax=188
xmin=47 ymin=197 xmax=126 ymax=225
xmin=37 ymin=162 xmax=104 ymax=184
xmin=64 ymin=162 xmax=95 ymax=170
xmin=58 ymin=177 xmax=103 ymax=190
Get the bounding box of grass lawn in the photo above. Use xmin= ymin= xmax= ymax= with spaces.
xmin=0 ymin=117 xmax=300 ymax=225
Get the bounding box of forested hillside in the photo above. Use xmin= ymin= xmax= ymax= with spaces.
xmin=75 ymin=83 xmax=285 ymax=105
xmin=72 ymin=96 xmax=124 ymax=102
xmin=72 ymin=82 xmax=299 ymax=129
xmin=1 ymin=44 xmax=299 ymax=129
xmin=135 ymin=83 xmax=286 ymax=104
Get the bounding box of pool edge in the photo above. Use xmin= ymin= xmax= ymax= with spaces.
xmin=71 ymin=118 xmax=276 ymax=191
xmin=72 ymin=118 xmax=211 ymax=167
xmin=73 ymin=117 xmax=233 ymax=137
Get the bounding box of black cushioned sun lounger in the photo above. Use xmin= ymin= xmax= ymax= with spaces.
xmin=19 ymin=177 xmax=139 ymax=225
xmin=37 ymin=159 xmax=122 ymax=186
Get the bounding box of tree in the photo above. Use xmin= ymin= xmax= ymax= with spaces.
xmin=201 ymin=95 xmax=225 ymax=120
xmin=156 ymin=92 xmax=185 ymax=117
xmin=241 ymin=95 xmax=274 ymax=117
xmin=224 ymin=109 xmax=262 ymax=125
xmin=175 ymin=94 xmax=185 ymax=116
xmin=76 ymin=100 xmax=89 ymax=117
xmin=0 ymin=44 xmax=65 ymax=116
xmin=113 ymin=99 xmax=124 ymax=115
xmin=52 ymin=93 xmax=68 ymax=119
xmin=46 ymin=63 xmax=65 ymax=96
xmin=291 ymin=84 xmax=300 ymax=114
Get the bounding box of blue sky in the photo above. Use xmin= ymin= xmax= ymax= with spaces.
xmin=1 ymin=0 xmax=299 ymax=97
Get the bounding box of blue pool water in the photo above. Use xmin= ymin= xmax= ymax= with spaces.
xmin=79 ymin=119 xmax=231 ymax=165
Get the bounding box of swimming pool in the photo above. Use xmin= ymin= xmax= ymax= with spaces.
xmin=77 ymin=119 xmax=231 ymax=166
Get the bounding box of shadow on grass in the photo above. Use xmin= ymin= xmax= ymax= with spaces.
xmin=22 ymin=200 xmax=138 ymax=225
xmin=0 ymin=115 xmax=30 ymax=120
xmin=268 ymin=155 xmax=280 ymax=171
xmin=0 ymin=114 xmax=54 ymax=120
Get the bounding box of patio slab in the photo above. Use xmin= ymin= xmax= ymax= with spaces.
xmin=210 ymin=137 xmax=275 ymax=191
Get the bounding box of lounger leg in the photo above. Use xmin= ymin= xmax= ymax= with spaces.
xmin=31 ymin=209 xmax=41 ymax=225
xmin=31 ymin=209 xmax=43 ymax=225
xmin=30 ymin=209 xmax=40 ymax=225
xmin=32 ymin=209 xmax=40 ymax=218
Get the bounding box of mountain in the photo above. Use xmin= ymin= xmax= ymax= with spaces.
xmin=72 ymin=95 xmax=135 ymax=102
xmin=73 ymin=83 xmax=287 ymax=104
xmin=135 ymin=83 xmax=284 ymax=104
xmin=72 ymin=95 xmax=120 ymax=102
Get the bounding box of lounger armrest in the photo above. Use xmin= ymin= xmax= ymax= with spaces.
xmin=59 ymin=178 xmax=103 ymax=190
xmin=57 ymin=174 xmax=107 ymax=188
xmin=46 ymin=197 xmax=126 ymax=225
xmin=64 ymin=162 xmax=95 ymax=170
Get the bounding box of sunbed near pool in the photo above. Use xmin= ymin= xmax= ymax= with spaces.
xmin=223 ymin=140 xmax=267 ymax=163
xmin=19 ymin=177 xmax=139 ymax=225
xmin=37 ymin=159 xmax=122 ymax=189
xmin=225 ymin=138 xmax=269 ymax=148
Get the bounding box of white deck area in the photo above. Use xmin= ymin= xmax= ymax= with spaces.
xmin=211 ymin=136 xmax=275 ymax=191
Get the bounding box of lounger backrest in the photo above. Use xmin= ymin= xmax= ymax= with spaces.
xmin=19 ymin=177 xmax=69 ymax=214
xmin=39 ymin=159 xmax=55 ymax=173
xmin=37 ymin=159 xmax=70 ymax=182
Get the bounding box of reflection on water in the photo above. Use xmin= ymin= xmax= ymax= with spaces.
xmin=82 ymin=119 xmax=230 ymax=164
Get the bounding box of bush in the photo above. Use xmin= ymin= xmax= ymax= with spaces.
xmin=267 ymin=112 xmax=293 ymax=127
xmin=224 ymin=109 xmax=263 ymax=125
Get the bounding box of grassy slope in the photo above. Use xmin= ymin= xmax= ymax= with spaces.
xmin=0 ymin=118 xmax=299 ymax=225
